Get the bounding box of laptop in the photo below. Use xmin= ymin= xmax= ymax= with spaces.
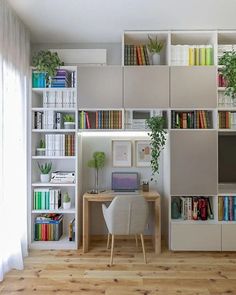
xmin=111 ymin=172 xmax=139 ymax=194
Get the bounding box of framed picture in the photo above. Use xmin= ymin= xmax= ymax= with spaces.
xmin=135 ymin=140 xmax=151 ymax=167
xmin=112 ymin=140 xmax=132 ymax=167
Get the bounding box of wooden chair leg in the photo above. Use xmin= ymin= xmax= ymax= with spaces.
xmin=107 ymin=233 xmax=110 ymax=249
xmin=140 ymin=234 xmax=147 ymax=264
xmin=135 ymin=234 xmax=138 ymax=247
xmin=110 ymin=234 xmax=115 ymax=266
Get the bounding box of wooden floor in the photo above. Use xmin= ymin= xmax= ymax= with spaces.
xmin=1 ymin=239 xmax=236 ymax=295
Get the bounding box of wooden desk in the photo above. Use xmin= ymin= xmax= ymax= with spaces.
xmin=83 ymin=190 xmax=161 ymax=254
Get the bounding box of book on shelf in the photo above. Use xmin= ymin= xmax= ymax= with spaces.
xmin=124 ymin=44 xmax=150 ymax=65
xmin=34 ymin=214 xmax=63 ymax=241
xmin=33 ymin=188 xmax=61 ymax=210
xmin=69 ymin=218 xmax=75 ymax=242
xmin=32 ymin=72 xmax=46 ymax=88
xmin=171 ymin=110 xmax=212 ymax=129
xmin=44 ymin=134 xmax=75 ymax=156
xmin=42 ymin=90 xmax=76 ymax=108
xmin=173 ymin=196 xmax=213 ymax=221
xmin=218 ymin=111 xmax=236 ymax=129
xmin=218 ymin=196 xmax=236 ymax=221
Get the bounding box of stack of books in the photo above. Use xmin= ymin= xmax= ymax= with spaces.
xmin=69 ymin=218 xmax=75 ymax=242
xmin=50 ymin=171 xmax=75 ymax=183
xmin=34 ymin=214 xmax=63 ymax=241
xmin=124 ymin=44 xmax=150 ymax=65
xmin=218 ymin=196 xmax=236 ymax=221
xmin=43 ymin=90 xmax=76 ymax=108
xmin=44 ymin=134 xmax=75 ymax=156
xmin=33 ymin=189 xmax=61 ymax=210
xmin=172 ymin=110 xmax=212 ymax=129
xmin=51 ymin=69 xmax=75 ymax=88
xmin=218 ymin=111 xmax=236 ymax=129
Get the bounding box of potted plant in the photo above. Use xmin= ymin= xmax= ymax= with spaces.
xmin=147 ymin=35 xmax=164 ymax=65
xmin=32 ymin=50 xmax=64 ymax=87
xmin=146 ymin=116 xmax=167 ymax=181
xmin=38 ymin=162 xmax=52 ymax=183
xmin=88 ymin=151 xmax=106 ymax=194
xmin=219 ymin=50 xmax=236 ymax=99
xmin=63 ymin=192 xmax=71 ymax=209
xmin=36 ymin=139 xmax=46 ymax=156
xmin=63 ymin=114 xmax=75 ymax=129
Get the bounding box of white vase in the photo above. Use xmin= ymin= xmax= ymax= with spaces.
xmin=63 ymin=202 xmax=71 ymax=210
xmin=64 ymin=122 xmax=75 ymax=129
xmin=152 ymin=53 xmax=161 ymax=65
xmin=40 ymin=173 xmax=50 ymax=183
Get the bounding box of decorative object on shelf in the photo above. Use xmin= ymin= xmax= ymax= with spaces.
xmin=142 ymin=181 xmax=149 ymax=192
xmin=63 ymin=114 xmax=75 ymax=129
xmin=36 ymin=139 xmax=46 ymax=156
xmin=135 ymin=140 xmax=151 ymax=167
xmin=63 ymin=192 xmax=71 ymax=209
xmin=219 ymin=51 xmax=236 ymax=99
xmin=32 ymin=50 xmax=64 ymax=87
xmin=171 ymin=197 xmax=181 ymax=219
xmin=147 ymin=35 xmax=164 ymax=65
xmin=112 ymin=140 xmax=132 ymax=167
xmin=88 ymin=152 xmax=106 ymax=194
xmin=38 ymin=162 xmax=52 ymax=183
xmin=146 ymin=116 xmax=167 ymax=181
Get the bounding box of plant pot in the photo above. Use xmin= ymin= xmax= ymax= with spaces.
xmin=40 ymin=173 xmax=50 ymax=183
xmin=64 ymin=122 xmax=75 ymax=129
xmin=152 ymin=53 xmax=161 ymax=65
xmin=63 ymin=202 xmax=71 ymax=210
xmin=36 ymin=148 xmax=46 ymax=156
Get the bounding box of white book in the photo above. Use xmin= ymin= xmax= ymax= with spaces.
xmin=43 ymin=92 xmax=48 ymax=108
xmin=49 ymin=189 xmax=55 ymax=210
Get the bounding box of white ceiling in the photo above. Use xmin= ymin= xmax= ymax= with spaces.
xmin=7 ymin=0 xmax=236 ymax=44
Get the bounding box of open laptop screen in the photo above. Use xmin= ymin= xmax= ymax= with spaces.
xmin=112 ymin=172 xmax=139 ymax=192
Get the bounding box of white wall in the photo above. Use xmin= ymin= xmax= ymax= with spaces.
xmin=80 ymin=133 xmax=166 ymax=235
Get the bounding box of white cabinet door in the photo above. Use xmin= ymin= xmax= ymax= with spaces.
xmin=222 ymin=224 xmax=236 ymax=251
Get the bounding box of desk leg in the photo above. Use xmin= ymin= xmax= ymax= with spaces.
xmin=83 ymin=198 xmax=89 ymax=253
xmin=154 ymin=199 xmax=161 ymax=254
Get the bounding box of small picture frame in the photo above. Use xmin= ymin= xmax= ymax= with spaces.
xmin=135 ymin=140 xmax=151 ymax=167
xmin=112 ymin=140 xmax=132 ymax=167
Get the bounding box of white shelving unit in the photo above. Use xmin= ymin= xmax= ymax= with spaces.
xmin=29 ymin=66 xmax=81 ymax=250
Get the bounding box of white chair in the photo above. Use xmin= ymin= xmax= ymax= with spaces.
xmin=102 ymin=195 xmax=149 ymax=265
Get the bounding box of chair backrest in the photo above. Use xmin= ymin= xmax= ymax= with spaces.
xmin=104 ymin=195 xmax=149 ymax=235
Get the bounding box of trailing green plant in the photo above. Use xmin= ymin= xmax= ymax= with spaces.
xmin=147 ymin=35 xmax=164 ymax=54
xmin=63 ymin=114 xmax=75 ymax=122
xmin=219 ymin=50 xmax=236 ymax=99
xmin=146 ymin=116 xmax=167 ymax=181
xmin=63 ymin=192 xmax=71 ymax=203
xmin=37 ymin=162 xmax=52 ymax=174
xmin=39 ymin=139 xmax=45 ymax=149
xmin=32 ymin=50 xmax=63 ymax=80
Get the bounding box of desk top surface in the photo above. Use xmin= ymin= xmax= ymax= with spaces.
xmin=83 ymin=190 xmax=160 ymax=202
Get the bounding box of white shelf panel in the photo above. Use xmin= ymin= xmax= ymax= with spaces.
xmin=32 ymin=156 xmax=76 ymax=160
xmin=218 ymin=87 xmax=226 ymax=91
xmin=170 ymin=129 xmax=216 ymax=131
xmin=218 ymin=129 xmax=236 ymax=132
xmin=171 ymin=220 xmax=217 ymax=225
xmin=78 ymin=129 xmax=124 ymax=132
xmin=32 ymin=208 xmax=76 ymax=214
xmin=219 ymin=221 xmax=236 ymax=224
xmin=218 ymin=183 xmax=236 ymax=194
xmin=217 ymin=107 xmax=236 ymax=111
xmin=32 ymin=183 xmax=76 ymax=187
xmin=32 ymin=108 xmax=76 ymax=112
xmin=32 ymin=129 xmax=76 ymax=133
xmin=30 ymin=235 xmax=76 ymax=250
xmin=32 ymin=88 xmax=76 ymax=93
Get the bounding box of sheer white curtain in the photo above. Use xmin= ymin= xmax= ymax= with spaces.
xmin=0 ymin=0 xmax=30 ymax=281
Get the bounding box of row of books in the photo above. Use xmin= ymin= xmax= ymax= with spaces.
xmin=34 ymin=214 xmax=63 ymax=241
xmin=218 ymin=73 xmax=227 ymax=87
xmin=32 ymin=70 xmax=76 ymax=88
xmin=42 ymin=90 xmax=76 ymax=108
xmin=173 ymin=197 xmax=213 ymax=221
xmin=33 ymin=111 xmax=75 ymax=130
xmin=218 ymin=92 xmax=236 ymax=107
xmin=50 ymin=171 xmax=75 ymax=184
xmin=51 ymin=69 xmax=76 ymax=88
xmin=69 ymin=218 xmax=75 ymax=242
xmin=79 ymin=111 xmax=123 ymax=129
xmin=44 ymin=134 xmax=75 ymax=156
xmin=171 ymin=110 xmax=212 ymax=129
xmin=218 ymin=111 xmax=236 ymax=129
xmin=33 ymin=189 xmax=61 ymax=210
xmin=124 ymin=44 xmax=150 ymax=66
xmin=171 ymin=45 xmax=213 ymax=66
xmin=218 ymin=196 xmax=236 ymax=221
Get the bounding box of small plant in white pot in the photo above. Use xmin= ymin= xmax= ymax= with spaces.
xmin=147 ymin=35 xmax=164 ymax=65
xmin=63 ymin=192 xmax=71 ymax=209
xmin=36 ymin=139 xmax=46 ymax=156
xmin=38 ymin=162 xmax=52 ymax=183
xmin=63 ymin=114 xmax=75 ymax=129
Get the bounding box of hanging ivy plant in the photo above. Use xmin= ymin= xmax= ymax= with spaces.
xmin=146 ymin=116 xmax=167 ymax=181
xmin=219 ymin=50 xmax=236 ymax=99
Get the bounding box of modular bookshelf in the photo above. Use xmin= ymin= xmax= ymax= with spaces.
xmin=29 ymin=66 xmax=82 ymax=250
